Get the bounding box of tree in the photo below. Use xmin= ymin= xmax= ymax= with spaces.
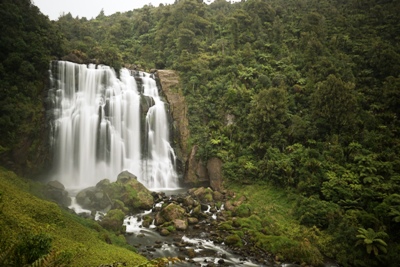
xmin=248 ymin=87 xmax=289 ymax=151
xmin=311 ymin=74 xmax=358 ymax=139
xmin=356 ymin=227 xmax=388 ymax=256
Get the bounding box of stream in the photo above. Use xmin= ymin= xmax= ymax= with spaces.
xmin=69 ymin=189 xmax=340 ymax=267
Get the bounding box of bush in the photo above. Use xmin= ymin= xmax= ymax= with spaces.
xmin=14 ymin=232 xmax=52 ymax=266
xmin=294 ymin=196 xmax=342 ymax=229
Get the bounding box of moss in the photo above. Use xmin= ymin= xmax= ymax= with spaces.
xmin=99 ymin=209 xmax=126 ymax=233
xmin=235 ymin=203 xmax=252 ymax=217
xmin=218 ymin=221 xmax=234 ymax=231
xmin=225 ymin=182 xmax=326 ymax=265
xmin=224 ymin=234 xmax=243 ymax=247
xmin=235 ymin=215 xmax=262 ymax=230
xmin=166 ymin=225 xmax=176 ymax=233
xmin=0 ymin=168 xmax=148 ymax=267
xmin=254 ymin=233 xmax=324 ymax=266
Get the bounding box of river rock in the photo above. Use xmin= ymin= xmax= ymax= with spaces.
xmin=189 ymin=187 xmax=214 ymax=203
xmin=159 ymin=203 xmax=186 ymax=221
xmin=188 ymin=217 xmax=199 ymax=225
xmin=173 ymin=219 xmax=188 ymax=231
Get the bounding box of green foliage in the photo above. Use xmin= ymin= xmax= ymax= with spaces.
xmin=224 ymin=234 xmax=242 ymax=247
xmin=295 ymin=196 xmax=342 ymax=230
xmin=356 ymin=227 xmax=388 ymax=256
xmin=2 ymin=0 xmax=400 ymax=265
xmin=0 ymin=168 xmax=148 ymax=266
xmin=14 ymin=232 xmax=53 ymax=266
xmin=0 ymin=0 xmax=63 ymax=173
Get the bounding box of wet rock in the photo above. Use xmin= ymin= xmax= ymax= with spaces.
xmin=117 ymin=170 xmax=137 ymax=182
xmin=224 ymin=200 xmax=235 ymax=211
xmin=188 ymin=217 xmax=199 ymax=225
xmin=160 ymin=228 xmax=170 ymax=236
xmin=173 ymin=219 xmax=188 ymax=231
xmin=159 ymin=203 xmax=186 ymax=221
xmin=99 ymin=209 xmax=125 ymax=233
xmin=186 ymin=248 xmax=196 ymax=258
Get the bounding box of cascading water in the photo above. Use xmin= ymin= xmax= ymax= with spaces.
xmin=47 ymin=61 xmax=179 ymax=190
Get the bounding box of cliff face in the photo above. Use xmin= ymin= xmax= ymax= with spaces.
xmin=156 ymin=70 xmax=224 ymax=190
xmin=156 ymin=70 xmax=190 ymax=164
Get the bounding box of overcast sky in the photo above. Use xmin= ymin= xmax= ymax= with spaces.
xmin=33 ymin=0 xmax=180 ymax=21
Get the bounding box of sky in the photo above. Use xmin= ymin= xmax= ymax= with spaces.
xmin=32 ymin=0 xmax=181 ymax=21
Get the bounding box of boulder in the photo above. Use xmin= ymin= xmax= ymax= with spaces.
xmin=159 ymin=203 xmax=186 ymax=222
xmin=173 ymin=219 xmax=188 ymax=231
xmin=116 ymin=170 xmax=137 ymax=183
xmin=99 ymin=209 xmax=126 ymax=233
xmin=43 ymin=180 xmax=71 ymax=207
xmin=190 ymin=187 xmax=214 ymax=203
xmin=76 ymin=171 xmax=154 ymax=213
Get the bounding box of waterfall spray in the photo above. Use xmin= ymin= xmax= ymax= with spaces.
xmin=48 ymin=61 xmax=179 ymax=190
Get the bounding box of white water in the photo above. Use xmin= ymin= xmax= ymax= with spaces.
xmin=48 ymin=61 xmax=178 ymax=190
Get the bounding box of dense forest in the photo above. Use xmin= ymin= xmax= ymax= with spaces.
xmin=1 ymin=0 xmax=400 ymax=266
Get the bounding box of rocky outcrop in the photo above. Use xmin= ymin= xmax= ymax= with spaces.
xmin=156 ymin=70 xmax=189 ymax=166
xmin=76 ymin=171 xmax=154 ymax=213
xmin=207 ymin=157 xmax=224 ymax=191
xmin=184 ymin=145 xmax=209 ymax=186
xmin=156 ymin=70 xmax=225 ymax=190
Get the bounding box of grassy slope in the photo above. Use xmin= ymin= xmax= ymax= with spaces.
xmin=225 ymin=182 xmax=331 ymax=265
xmin=0 ymin=167 xmax=149 ymax=266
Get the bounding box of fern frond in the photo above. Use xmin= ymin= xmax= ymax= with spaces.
xmin=0 ymin=242 xmax=16 ymax=266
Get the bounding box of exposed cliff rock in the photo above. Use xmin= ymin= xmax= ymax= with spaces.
xmin=156 ymin=70 xmax=224 ymax=189
xmin=207 ymin=157 xmax=224 ymax=191
xmin=185 ymin=145 xmax=209 ymax=186
xmin=155 ymin=70 xmax=190 ymax=164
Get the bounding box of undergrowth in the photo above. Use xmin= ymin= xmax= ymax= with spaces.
xmin=0 ymin=167 xmax=148 ymax=266
xmin=226 ymin=181 xmax=329 ymax=266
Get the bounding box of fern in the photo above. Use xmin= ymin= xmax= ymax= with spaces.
xmin=0 ymin=242 xmax=16 ymax=266
xmin=31 ymin=250 xmax=68 ymax=267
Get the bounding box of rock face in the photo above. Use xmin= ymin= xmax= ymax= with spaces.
xmin=185 ymin=145 xmax=209 ymax=186
xmin=156 ymin=70 xmax=189 ymax=167
xmin=76 ymin=171 xmax=154 ymax=213
xmin=207 ymin=157 xmax=224 ymax=191
xmin=156 ymin=69 xmax=225 ymax=189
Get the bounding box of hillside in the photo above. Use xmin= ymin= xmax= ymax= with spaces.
xmin=0 ymin=168 xmax=150 ymax=266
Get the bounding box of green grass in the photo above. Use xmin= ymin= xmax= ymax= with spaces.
xmin=0 ymin=167 xmax=149 ymax=266
xmin=225 ymin=181 xmax=328 ymax=266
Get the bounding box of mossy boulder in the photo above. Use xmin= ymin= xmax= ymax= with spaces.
xmin=189 ymin=187 xmax=214 ymax=203
xmin=76 ymin=171 xmax=154 ymax=213
xmin=159 ymin=203 xmax=186 ymax=221
xmin=99 ymin=209 xmax=126 ymax=233
xmin=234 ymin=203 xmax=252 ymax=218
xmin=113 ymin=171 xmax=154 ymax=211
xmin=43 ymin=180 xmax=71 ymax=207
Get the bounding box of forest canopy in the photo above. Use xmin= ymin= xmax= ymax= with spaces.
xmin=0 ymin=0 xmax=399 ymax=266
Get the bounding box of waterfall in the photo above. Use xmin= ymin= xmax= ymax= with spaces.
xmin=47 ymin=61 xmax=179 ymax=190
